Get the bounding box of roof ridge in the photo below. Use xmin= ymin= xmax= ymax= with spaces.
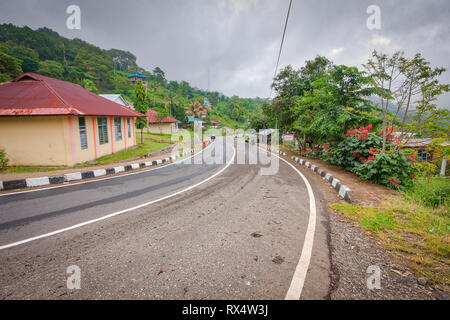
xmin=40 ymin=79 xmax=77 ymax=115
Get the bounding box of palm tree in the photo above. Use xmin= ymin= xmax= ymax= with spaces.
xmin=185 ymin=98 xmax=210 ymax=118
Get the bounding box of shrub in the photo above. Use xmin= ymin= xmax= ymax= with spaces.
xmin=413 ymin=161 xmax=438 ymax=177
xmin=355 ymin=150 xmax=416 ymax=190
xmin=325 ymin=125 xmax=383 ymax=172
xmin=0 ymin=147 xmax=8 ymax=169
xmin=405 ymin=176 xmax=450 ymax=209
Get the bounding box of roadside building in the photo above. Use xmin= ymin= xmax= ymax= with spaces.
xmin=146 ymin=109 xmax=179 ymax=134
xmin=0 ymin=72 xmax=144 ymax=166
xmin=257 ymin=128 xmax=275 ymax=144
xmin=401 ymin=138 xmax=440 ymax=161
xmin=208 ymin=120 xmax=220 ymax=128
xmin=187 ymin=116 xmax=205 ymax=124
xmin=99 ymin=94 xmax=134 ymax=110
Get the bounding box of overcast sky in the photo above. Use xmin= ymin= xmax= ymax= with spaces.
xmin=1 ymin=0 xmax=449 ymax=105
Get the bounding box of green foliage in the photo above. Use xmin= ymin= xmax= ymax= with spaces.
xmin=405 ymin=176 xmax=450 ymax=209
xmin=325 ymin=125 xmax=382 ymax=170
xmin=293 ymin=65 xmax=378 ymax=145
xmin=37 ymin=60 xmax=64 ymax=79
xmin=134 ymin=79 xmax=148 ymax=130
xmin=413 ymin=161 xmax=438 ymax=177
xmin=81 ymin=79 xmax=99 ymax=94
xmin=0 ymin=50 xmax=22 ymax=81
xmin=0 ymin=147 xmax=9 ymax=169
xmin=330 ymin=199 xmax=450 ymax=284
xmin=355 ymin=150 xmax=416 ymax=190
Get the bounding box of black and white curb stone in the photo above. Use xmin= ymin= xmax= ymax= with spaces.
xmin=291 ymin=156 xmax=353 ymax=203
xmin=266 ymin=146 xmax=287 ymax=156
xmin=0 ymin=149 xmax=201 ymax=192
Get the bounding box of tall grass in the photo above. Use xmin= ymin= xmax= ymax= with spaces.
xmin=405 ymin=176 xmax=450 ymax=212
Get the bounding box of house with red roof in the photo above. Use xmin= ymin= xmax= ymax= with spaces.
xmin=0 ymin=72 xmax=144 ymax=166
xmin=146 ymin=109 xmax=179 ymax=134
xmin=208 ymin=120 xmax=220 ymax=128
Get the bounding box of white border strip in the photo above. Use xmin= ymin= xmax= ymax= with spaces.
xmin=0 ymin=144 xmax=235 ymax=251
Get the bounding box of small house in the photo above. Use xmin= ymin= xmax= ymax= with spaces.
xmin=0 ymin=72 xmax=144 ymax=166
xmin=128 ymin=73 xmax=148 ymax=87
xmin=146 ymin=109 xmax=179 ymax=134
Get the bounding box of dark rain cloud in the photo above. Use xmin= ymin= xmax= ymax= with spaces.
xmin=0 ymin=0 xmax=449 ymax=106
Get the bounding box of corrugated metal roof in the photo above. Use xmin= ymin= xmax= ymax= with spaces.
xmin=128 ymin=73 xmax=147 ymax=78
xmin=147 ymin=109 xmax=178 ymax=124
xmin=0 ymin=73 xmax=144 ymax=117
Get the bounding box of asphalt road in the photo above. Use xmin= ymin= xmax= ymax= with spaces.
xmin=0 ymin=137 xmax=330 ymax=299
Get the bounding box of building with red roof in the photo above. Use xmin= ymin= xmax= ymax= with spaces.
xmin=146 ymin=109 xmax=179 ymax=134
xmin=0 ymin=72 xmax=145 ymax=166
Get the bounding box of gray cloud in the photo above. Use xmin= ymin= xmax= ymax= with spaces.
xmin=0 ymin=0 xmax=449 ymax=106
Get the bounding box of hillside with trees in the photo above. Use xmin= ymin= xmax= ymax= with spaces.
xmin=0 ymin=23 xmax=264 ymax=127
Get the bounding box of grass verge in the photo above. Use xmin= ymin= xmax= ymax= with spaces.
xmin=329 ymin=196 xmax=449 ymax=285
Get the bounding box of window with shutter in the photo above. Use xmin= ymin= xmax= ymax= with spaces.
xmin=78 ymin=117 xmax=88 ymax=150
xmin=114 ymin=117 xmax=122 ymax=141
xmin=97 ymin=117 xmax=109 ymax=145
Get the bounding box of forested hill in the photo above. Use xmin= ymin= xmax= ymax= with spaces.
xmin=0 ymin=23 xmax=264 ymax=127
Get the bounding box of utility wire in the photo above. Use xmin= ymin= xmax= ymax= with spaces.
xmin=270 ymin=0 xmax=293 ymax=98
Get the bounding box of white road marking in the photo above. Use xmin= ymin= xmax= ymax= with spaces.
xmin=0 ymin=143 xmax=235 ymax=251
xmin=0 ymin=144 xmax=213 ymax=197
xmin=259 ymin=147 xmax=317 ymax=300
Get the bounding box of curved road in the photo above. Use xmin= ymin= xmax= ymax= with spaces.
xmin=0 ymin=138 xmax=330 ymax=299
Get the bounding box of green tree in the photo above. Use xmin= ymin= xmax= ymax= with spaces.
xmin=153 ymin=67 xmax=166 ymax=86
xmin=0 ymin=50 xmax=22 ymax=82
xmin=364 ymin=50 xmax=404 ymax=152
xmin=292 ymin=65 xmax=376 ymax=147
xmin=134 ymin=79 xmax=148 ymax=144
xmin=37 ymin=60 xmax=64 ymax=79
xmin=81 ymin=79 xmax=99 ymax=94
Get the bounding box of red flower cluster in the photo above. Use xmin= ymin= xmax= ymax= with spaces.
xmin=323 ymin=144 xmax=329 ymax=150
xmin=377 ymin=125 xmax=396 ymax=141
xmin=407 ymin=153 xmax=416 ymax=160
xmin=353 ymin=150 xmax=361 ymax=158
xmin=346 ymin=125 xmax=373 ymax=140
xmin=387 ymin=177 xmax=400 ymax=187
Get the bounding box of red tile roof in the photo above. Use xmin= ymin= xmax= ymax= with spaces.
xmin=0 ymin=72 xmax=144 ymax=117
xmin=146 ymin=109 xmax=178 ymax=124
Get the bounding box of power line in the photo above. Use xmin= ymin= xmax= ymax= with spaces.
xmin=270 ymin=0 xmax=293 ymax=98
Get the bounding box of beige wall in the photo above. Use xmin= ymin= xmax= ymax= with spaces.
xmin=146 ymin=123 xmax=176 ymax=134
xmin=0 ymin=115 xmax=137 ymax=167
xmin=0 ymin=116 xmax=68 ymax=166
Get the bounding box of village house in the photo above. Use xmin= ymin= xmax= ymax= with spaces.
xmin=128 ymin=73 xmax=148 ymax=87
xmin=99 ymin=94 xmax=135 ymax=110
xmin=208 ymin=120 xmax=220 ymax=128
xmin=0 ymin=72 xmax=144 ymax=166
xmin=146 ymin=109 xmax=179 ymax=134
